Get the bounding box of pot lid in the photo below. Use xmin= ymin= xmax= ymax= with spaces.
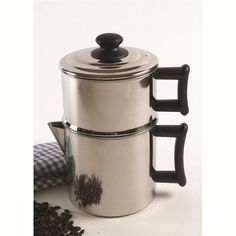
xmin=59 ymin=33 xmax=158 ymax=80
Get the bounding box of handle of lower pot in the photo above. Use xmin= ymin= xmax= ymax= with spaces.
xmin=150 ymin=123 xmax=188 ymax=186
xmin=152 ymin=64 xmax=190 ymax=115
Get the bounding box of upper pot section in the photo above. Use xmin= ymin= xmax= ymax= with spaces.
xmin=59 ymin=33 xmax=159 ymax=80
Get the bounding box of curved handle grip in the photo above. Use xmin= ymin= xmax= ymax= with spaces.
xmin=150 ymin=123 xmax=188 ymax=187
xmin=152 ymin=64 xmax=190 ymax=115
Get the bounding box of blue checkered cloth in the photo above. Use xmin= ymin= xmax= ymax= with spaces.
xmin=34 ymin=142 xmax=69 ymax=191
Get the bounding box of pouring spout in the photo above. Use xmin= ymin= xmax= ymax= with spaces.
xmin=48 ymin=122 xmax=65 ymax=154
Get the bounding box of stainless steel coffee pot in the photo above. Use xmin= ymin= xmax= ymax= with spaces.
xmin=49 ymin=33 xmax=190 ymax=217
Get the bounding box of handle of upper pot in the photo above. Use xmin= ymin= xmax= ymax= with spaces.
xmin=152 ymin=64 xmax=190 ymax=115
xmin=150 ymin=123 xmax=188 ymax=186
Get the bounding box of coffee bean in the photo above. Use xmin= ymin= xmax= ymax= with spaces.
xmin=79 ymin=229 xmax=85 ymax=235
xmin=41 ymin=201 xmax=49 ymax=209
xmin=54 ymin=205 xmax=61 ymax=210
xmin=65 ymin=209 xmax=70 ymax=213
xmin=34 ymin=201 xmax=85 ymax=235
xmin=74 ymin=226 xmax=81 ymax=231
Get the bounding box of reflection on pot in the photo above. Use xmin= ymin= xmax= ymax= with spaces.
xmin=74 ymin=174 xmax=103 ymax=208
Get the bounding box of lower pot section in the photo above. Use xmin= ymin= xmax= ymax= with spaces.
xmin=49 ymin=119 xmax=188 ymax=216
xmin=64 ymin=128 xmax=155 ymax=217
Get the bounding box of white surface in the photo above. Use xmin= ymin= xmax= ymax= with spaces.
xmin=34 ymin=0 xmax=201 ymax=235
xmin=35 ymin=184 xmax=201 ymax=236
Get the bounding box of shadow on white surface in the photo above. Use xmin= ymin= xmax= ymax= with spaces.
xmin=34 ymin=184 xmax=173 ymax=218
xmin=34 ymin=183 xmax=200 ymax=236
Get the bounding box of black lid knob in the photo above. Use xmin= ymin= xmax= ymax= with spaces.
xmin=91 ymin=33 xmax=129 ymax=63
xmin=96 ymin=33 xmax=123 ymax=49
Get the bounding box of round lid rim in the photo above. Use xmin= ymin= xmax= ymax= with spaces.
xmin=59 ymin=47 xmax=159 ymax=81
xmin=59 ymin=64 xmax=158 ymax=80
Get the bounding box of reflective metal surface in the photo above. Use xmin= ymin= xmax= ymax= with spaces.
xmin=49 ymin=33 xmax=189 ymax=217
xmin=59 ymin=47 xmax=158 ymax=80
xmin=48 ymin=122 xmax=156 ymax=216
xmin=48 ymin=121 xmax=65 ymax=153
xmin=62 ymin=117 xmax=157 ymax=138
xmin=65 ymin=127 xmax=155 ymax=217
xmin=62 ymin=73 xmax=158 ymax=132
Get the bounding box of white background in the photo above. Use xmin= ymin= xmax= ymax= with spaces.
xmin=1 ymin=0 xmax=236 ymax=235
xmin=34 ymin=0 xmax=201 ymax=235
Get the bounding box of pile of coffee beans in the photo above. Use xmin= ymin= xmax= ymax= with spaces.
xmin=34 ymin=201 xmax=85 ymax=236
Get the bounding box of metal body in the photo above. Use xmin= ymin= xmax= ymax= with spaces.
xmin=62 ymin=73 xmax=157 ymax=132
xmin=49 ymin=122 xmax=156 ymax=217
xmin=67 ymin=129 xmax=155 ymax=217
xmin=48 ymin=34 xmax=190 ymax=217
xmin=49 ymin=120 xmax=188 ymax=217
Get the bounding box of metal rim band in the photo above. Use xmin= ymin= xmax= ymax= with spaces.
xmin=60 ymin=66 xmax=157 ymax=81
xmin=62 ymin=117 xmax=158 ymax=138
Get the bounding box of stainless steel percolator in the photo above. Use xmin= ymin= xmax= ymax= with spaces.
xmin=49 ymin=33 xmax=190 ymax=217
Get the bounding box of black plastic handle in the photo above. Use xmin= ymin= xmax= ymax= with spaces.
xmin=150 ymin=123 xmax=188 ymax=187
xmin=152 ymin=64 xmax=190 ymax=115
